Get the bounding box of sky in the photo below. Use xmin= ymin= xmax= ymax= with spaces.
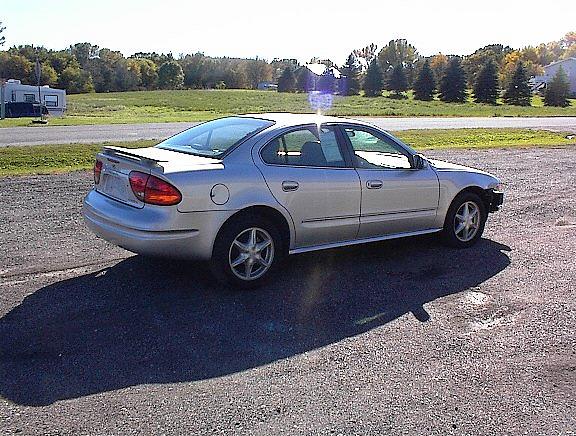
xmin=2 ymin=0 xmax=574 ymax=65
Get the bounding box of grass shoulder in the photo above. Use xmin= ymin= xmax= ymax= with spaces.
xmin=1 ymin=130 xmax=575 ymax=177
xmin=0 ymin=140 xmax=156 ymax=177
xmin=395 ymin=128 xmax=576 ymax=150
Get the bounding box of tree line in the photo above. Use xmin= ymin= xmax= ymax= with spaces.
xmin=0 ymin=42 xmax=277 ymax=94
xmin=353 ymin=37 xmax=573 ymax=107
xmin=0 ymin=21 xmax=573 ymax=106
xmin=279 ymin=35 xmax=574 ymax=107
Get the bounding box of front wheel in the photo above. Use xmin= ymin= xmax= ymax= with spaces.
xmin=210 ymin=216 xmax=282 ymax=289
xmin=441 ymin=192 xmax=487 ymax=248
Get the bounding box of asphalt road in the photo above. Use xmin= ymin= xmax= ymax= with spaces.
xmin=2 ymin=116 xmax=576 ymax=146
xmin=1 ymin=147 xmax=575 ymax=434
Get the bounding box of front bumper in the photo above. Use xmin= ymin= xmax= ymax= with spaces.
xmin=487 ymin=189 xmax=504 ymax=212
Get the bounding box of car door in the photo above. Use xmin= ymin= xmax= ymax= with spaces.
xmin=254 ymin=124 xmax=361 ymax=248
xmin=340 ymin=125 xmax=440 ymax=239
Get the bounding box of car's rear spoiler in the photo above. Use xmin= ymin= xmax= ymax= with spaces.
xmin=102 ymin=146 xmax=166 ymax=168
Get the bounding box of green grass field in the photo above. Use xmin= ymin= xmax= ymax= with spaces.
xmin=1 ymin=129 xmax=574 ymax=177
xmin=1 ymin=89 xmax=575 ymax=127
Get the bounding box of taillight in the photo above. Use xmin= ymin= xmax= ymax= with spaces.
xmin=144 ymin=174 xmax=182 ymax=205
xmin=128 ymin=171 xmax=148 ymax=202
xmin=94 ymin=160 xmax=103 ymax=184
xmin=128 ymin=171 xmax=182 ymax=206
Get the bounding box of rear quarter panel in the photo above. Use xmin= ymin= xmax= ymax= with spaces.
xmin=162 ymin=153 xmax=281 ymax=214
xmin=154 ymin=139 xmax=296 ymax=248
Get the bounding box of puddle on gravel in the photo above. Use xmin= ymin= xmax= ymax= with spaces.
xmin=460 ymin=290 xmax=491 ymax=306
xmin=468 ymin=310 xmax=520 ymax=332
xmin=457 ymin=290 xmax=525 ymax=335
xmin=554 ymin=217 xmax=576 ymax=229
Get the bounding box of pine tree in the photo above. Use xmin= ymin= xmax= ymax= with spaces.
xmin=295 ymin=67 xmax=309 ymax=92
xmin=473 ymin=60 xmax=499 ymax=104
xmin=363 ymin=58 xmax=383 ymax=97
xmin=544 ymin=66 xmax=571 ymax=107
xmin=386 ymin=64 xmax=408 ymax=97
xmin=413 ymin=60 xmax=436 ymax=101
xmin=318 ymin=72 xmax=336 ymax=94
xmin=439 ymin=57 xmax=467 ymax=102
xmin=277 ymin=67 xmax=296 ymax=92
xmin=503 ymin=62 xmax=531 ymax=106
xmin=341 ymin=53 xmax=361 ymax=96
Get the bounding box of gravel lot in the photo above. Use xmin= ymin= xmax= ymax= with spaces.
xmin=1 ymin=147 xmax=575 ymax=435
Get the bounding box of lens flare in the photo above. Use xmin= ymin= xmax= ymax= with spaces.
xmin=308 ymin=91 xmax=333 ymax=113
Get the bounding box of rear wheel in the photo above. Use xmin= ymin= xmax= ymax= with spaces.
xmin=210 ymin=215 xmax=283 ymax=288
xmin=441 ymin=192 xmax=487 ymax=248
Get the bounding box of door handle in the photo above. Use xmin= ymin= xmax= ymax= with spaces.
xmin=282 ymin=180 xmax=299 ymax=192
xmin=366 ymin=180 xmax=383 ymax=189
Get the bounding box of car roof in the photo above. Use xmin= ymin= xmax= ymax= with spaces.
xmin=239 ymin=112 xmax=371 ymax=128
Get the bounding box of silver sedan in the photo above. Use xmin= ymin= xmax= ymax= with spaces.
xmin=83 ymin=113 xmax=503 ymax=287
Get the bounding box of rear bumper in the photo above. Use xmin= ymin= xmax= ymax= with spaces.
xmin=82 ymin=190 xmax=232 ymax=260
xmin=83 ymin=209 xmax=202 ymax=258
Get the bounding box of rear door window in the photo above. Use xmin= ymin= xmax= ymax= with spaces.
xmin=261 ymin=125 xmax=346 ymax=168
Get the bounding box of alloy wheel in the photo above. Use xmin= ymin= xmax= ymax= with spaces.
xmin=228 ymin=227 xmax=275 ymax=281
xmin=453 ymin=201 xmax=481 ymax=242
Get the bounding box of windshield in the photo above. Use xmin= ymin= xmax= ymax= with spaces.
xmin=156 ymin=117 xmax=274 ymax=157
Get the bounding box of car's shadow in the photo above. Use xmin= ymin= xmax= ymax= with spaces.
xmin=0 ymin=237 xmax=510 ymax=406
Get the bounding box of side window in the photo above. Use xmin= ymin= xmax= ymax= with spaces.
xmin=44 ymin=95 xmax=59 ymax=107
xmin=345 ymin=128 xmax=412 ymax=169
xmin=261 ymin=125 xmax=346 ymax=168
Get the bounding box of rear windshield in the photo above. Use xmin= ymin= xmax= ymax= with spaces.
xmin=156 ymin=117 xmax=274 ymax=157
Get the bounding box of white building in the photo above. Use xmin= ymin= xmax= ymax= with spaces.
xmin=305 ymin=63 xmax=342 ymax=79
xmin=532 ymin=57 xmax=576 ymax=96
xmin=2 ymin=79 xmax=67 ymax=116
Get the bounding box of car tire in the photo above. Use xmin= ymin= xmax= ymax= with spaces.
xmin=210 ymin=215 xmax=283 ymax=289
xmin=441 ymin=192 xmax=487 ymax=248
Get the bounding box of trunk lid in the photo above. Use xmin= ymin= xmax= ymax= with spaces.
xmin=95 ymin=146 xmax=222 ymax=208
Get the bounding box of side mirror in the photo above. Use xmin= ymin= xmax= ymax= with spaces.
xmin=412 ymin=154 xmax=426 ymax=170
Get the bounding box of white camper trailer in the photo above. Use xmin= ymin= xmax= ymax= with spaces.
xmin=1 ymin=79 xmax=67 ymax=116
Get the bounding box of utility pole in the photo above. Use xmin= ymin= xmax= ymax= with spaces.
xmin=0 ymin=80 xmax=5 ymax=120
xmin=35 ymin=57 xmax=43 ymax=121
